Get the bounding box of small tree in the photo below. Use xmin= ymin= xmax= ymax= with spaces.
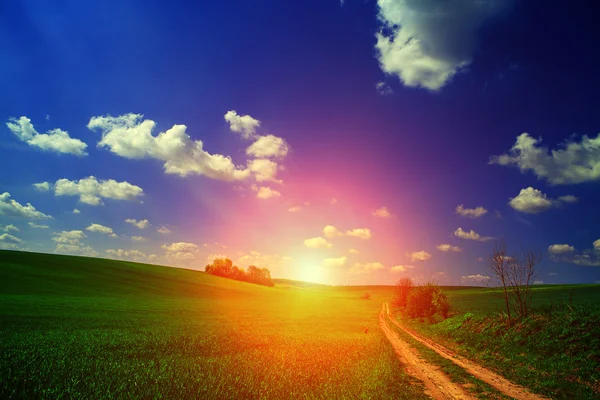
xmin=488 ymin=240 xmax=513 ymax=327
xmin=406 ymin=282 xmax=449 ymax=320
xmin=393 ymin=277 xmax=413 ymax=308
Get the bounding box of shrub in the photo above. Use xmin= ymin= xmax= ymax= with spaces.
xmin=361 ymin=293 xmax=371 ymax=300
xmin=406 ymin=282 xmax=450 ymax=320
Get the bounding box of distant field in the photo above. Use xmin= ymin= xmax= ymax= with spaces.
xmin=0 ymin=250 xmax=426 ymax=399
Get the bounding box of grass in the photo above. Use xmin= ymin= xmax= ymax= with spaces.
xmin=394 ymin=284 xmax=600 ymax=399
xmin=0 ymin=250 xmax=427 ymax=399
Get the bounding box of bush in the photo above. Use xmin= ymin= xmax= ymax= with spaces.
xmin=361 ymin=293 xmax=371 ymax=300
xmin=406 ymin=282 xmax=450 ymax=320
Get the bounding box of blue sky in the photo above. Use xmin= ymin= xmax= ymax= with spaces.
xmin=1 ymin=0 xmax=599 ymax=285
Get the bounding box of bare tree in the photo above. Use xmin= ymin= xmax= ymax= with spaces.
xmin=488 ymin=240 xmax=513 ymax=327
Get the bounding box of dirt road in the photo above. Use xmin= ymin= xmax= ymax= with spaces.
xmin=381 ymin=303 xmax=547 ymax=400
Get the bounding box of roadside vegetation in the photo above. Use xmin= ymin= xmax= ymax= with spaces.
xmin=392 ymin=284 xmax=600 ymax=399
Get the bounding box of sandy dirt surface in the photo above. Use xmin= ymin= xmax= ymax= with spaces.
xmin=382 ymin=303 xmax=548 ymax=400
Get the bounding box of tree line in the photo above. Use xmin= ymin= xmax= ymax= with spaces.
xmin=205 ymin=258 xmax=274 ymax=287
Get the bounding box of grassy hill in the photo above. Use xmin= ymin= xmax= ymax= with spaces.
xmin=0 ymin=250 xmax=426 ymax=400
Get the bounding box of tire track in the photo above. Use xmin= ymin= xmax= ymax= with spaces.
xmin=379 ymin=304 xmax=476 ymax=399
xmin=384 ymin=303 xmax=548 ymax=400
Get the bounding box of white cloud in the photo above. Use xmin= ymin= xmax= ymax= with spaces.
xmin=28 ymin=222 xmax=49 ymax=229
xmin=454 ymin=227 xmax=494 ymax=242
xmin=0 ymin=233 xmax=22 ymax=244
xmin=436 ymin=244 xmax=462 ymax=252
xmin=7 ymin=116 xmax=88 ymax=156
xmin=461 ymin=274 xmax=490 ymax=284
xmin=89 ymin=114 xmax=251 ymax=180
xmin=288 ymin=206 xmax=302 ymax=213
xmin=33 ymin=182 xmax=50 ymax=192
xmin=323 ymin=256 xmax=347 ymax=268
xmin=0 ymin=192 xmax=52 ymax=219
xmin=323 ymin=225 xmax=343 ymax=238
xmin=345 ymin=228 xmax=372 ymax=239
xmin=73 ymin=208 xmax=81 ymax=214
xmin=557 ymin=195 xmax=578 ymax=203
xmin=1 ymin=224 xmax=19 ymax=232
xmin=106 ymin=249 xmax=153 ymax=263
xmin=248 ymin=159 xmax=281 ymax=183
xmin=548 ymin=244 xmax=575 ymax=255
xmin=86 ymin=223 xmax=117 ymax=237
xmin=53 ymin=176 xmax=144 ymax=206
xmin=508 ymin=187 xmax=553 ymax=214
xmin=374 ymin=0 xmax=510 ymax=91
xmin=376 ymin=81 xmax=394 ymax=95
xmin=348 ymin=248 xmax=359 ymax=254
xmin=455 ymin=204 xmax=487 ymax=218
xmin=162 ymin=242 xmax=199 ymax=264
xmin=125 ymin=218 xmax=150 ymax=229
xmin=162 ymin=242 xmax=198 ymax=253
xmin=391 ymin=265 xmax=414 ymax=273
xmin=252 ymin=185 xmax=281 ymax=199
xmin=350 ymin=262 xmax=385 ymax=275
xmin=246 ymin=135 xmax=289 ymax=159
xmin=409 ymin=250 xmax=432 ymax=261
xmin=490 ymin=132 xmax=600 ymax=184
xmin=131 ymin=236 xmax=148 ymax=242
xmin=224 ymin=110 xmax=260 ymax=139
xmin=594 ymin=239 xmax=600 ymax=250
xmin=304 ymin=237 xmax=332 ymax=249
xmin=157 ymin=225 xmax=171 ymax=234
xmin=372 ymin=206 xmax=392 ymax=218
xmin=52 ymin=230 xmax=98 ymax=257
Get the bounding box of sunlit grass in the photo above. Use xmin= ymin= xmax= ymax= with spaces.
xmin=0 ymin=251 xmax=426 ymax=399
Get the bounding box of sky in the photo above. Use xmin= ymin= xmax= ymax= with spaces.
xmin=1 ymin=0 xmax=600 ymax=285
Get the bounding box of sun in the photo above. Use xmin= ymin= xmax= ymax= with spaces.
xmin=293 ymin=256 xmax=327 ymax=284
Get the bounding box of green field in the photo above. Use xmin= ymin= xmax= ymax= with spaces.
xmin=2 ymin=250 xmax=599 ymax=399
xmin=0 ymin=250 xmax=426 ymax=399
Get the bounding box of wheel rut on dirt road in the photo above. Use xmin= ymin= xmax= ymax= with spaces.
xmin=381 ymin=302 xmax=548 ymax=400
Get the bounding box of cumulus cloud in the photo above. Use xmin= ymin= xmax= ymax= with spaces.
xmin=454 ymin=227 xmax=494 ymax=242
xmin=436 ymin=244 xmax=462 ymax=252
xmin=246 ymin=135 xmax=289 ymax=159
xmin=89 ymin=114 xmax=251 ymax=181
xmin=508 ymin=187 xmax=576 ymax=214
xmin=125 ymin=218 xmax=150 ymax=229
xmin=372 ymin=206 xmax=392 ymax=218
xmin=251 ymin=185 xmax=281 ymax=199
xmin=0 ymin=192 xmax=52 ymax=219
xmin=224 ymin=110 xmax=260 ymax=139
xmin=156 ymin=225 xmax=171 ymax=234
xmin=288 ymin=206 xmax=302 ymax=213
xmin=350 ymin=262 xmax=385 ymax=275
xmin=7 ymin=116 xmax=88 ymax=156
xmin=391 ymin=265 xmax=413 ymax=273
xmin=323 ymin=225 xmax=343 ymax=238
xmin=0 ymin=233 xmax=22 ymax=244
xmin=594 ymin=239 xmax=600 ymax=250
xmin=346 ymin=228 xmax=372 ymax=239
xmin=456 ymin=204 xmax=487 ymax=218
xmin=323 ymin=256 xmax=347 ymax=268
xmin=304 ymin=237 xmax=332 ymax=249
xmin=1 ymin=224 xmax=19 ymax=232
xmin=86 ymin=223 xmax=117 ymax=237
xmin=461 ymin=274 xmax=490 ymax=284
xmin=52 ymin=230 xmax=98 ymax=257
xmin=73 ymin=208 xmax=81 ymax=214
xmin=106 ymin=249 xmax=155 ymax=263
xmin=490 ymin=132 xmax=600 ymax=184
xmin=52 ymin=176 xmax=144 ymax=206
xmin=33 ymin=182 xmax=50 ymax=192
xmin=131 ymin=236 xmax=148 ymax=242
xmin=248 ymin=159 xmax=281 ymax=183
xmin=548 ymin=244 xmax=575 ymax=255
xmin=28 ymin=222 xmax=49 ymax=229
xmin=409 ymin=250 xmax=432 ymax=261
xmin=348 ymin=248 xmax=359 ymax=254
xmin=375 ymin=0 xmax=511 ymax=91
xmin=162 ymin=242 xmax=199 ymax=265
